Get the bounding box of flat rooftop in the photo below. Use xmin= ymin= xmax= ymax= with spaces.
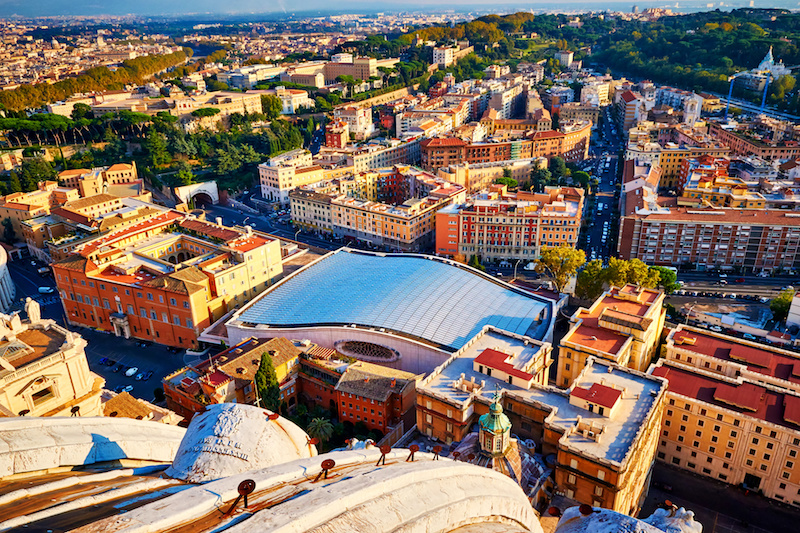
xmin=420 ymin=329 xmax=664 ymax=465
xmin=234 ymin=249 xmax=552 ymax=350
xmin=0 ymin=328 xmax=67 ymax=376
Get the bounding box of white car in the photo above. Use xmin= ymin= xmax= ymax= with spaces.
xmin=125 ymin=367 xmax=138 ymax=377
xmin=709 ymin=326 xmax=723 ymax=333
xmin=37 ymin=286 xmax=55 ymax=294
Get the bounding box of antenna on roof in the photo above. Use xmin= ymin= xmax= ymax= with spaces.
xmin=406 ymin=444 xmax=419 ymax=462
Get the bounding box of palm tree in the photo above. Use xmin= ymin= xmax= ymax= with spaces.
xmin=307 ymin=418 xmax=334 ymax=448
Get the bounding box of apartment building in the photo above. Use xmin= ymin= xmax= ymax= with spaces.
xmin=23 ymin=196 xmax=165 ymax=262
xmin=555 ymin=50 xmax=574 ymax=68
xmin=432 ymin=45 xmax=474 ymax=68
xmin=654 ymin=86 xmax=703 ymax=124
xmin=650 ymin=324 xmax=800 ymax=506
xmin=0 ymin=182 xmax=77 ymax=238
xmin=617 ymin=91 xmax=644 ymax=132
xmin=290 ymin=165 xmax=465 ymax=251
xmin=258 ymin=149 xmax=323 ymax=204
xmin=479 ymin=107 xmax=552 ymax=135
xmin=619 ymin=202 xmax=800 ymax=272
xmin=259 ymin=86 xmax=315 ymax=114
xmin=347 ymin=137 xmax=422 ymax=172
xmin=557 ymin=285 xmax=666 ymax=387
xmin=709 ymin=121 xmax=800 ymax=161
xmin=421 ymin=121 xmax=590 ymax=170
xmin=437 ymin=157 xmax=548 ymax=193
xmin=541 ymin=86 xmax=575 ymax=113
xmin=416 ymin=325 xmax=666 ymax=515
xmin=163 ymin=336 xmax=302 ymax=418
xmin=435 ymin=186 xmax=584 ymax=261
xmin=53 ymin=213 xmax=283 ymax=348
xmin=559 ymin=102 xmax=600 ymax=125
xmin=325 ymin=120 xmax=349 ymax=148
xmin=58 ymin=162 xmax=140 ymax=197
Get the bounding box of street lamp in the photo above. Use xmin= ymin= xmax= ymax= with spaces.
xmin=295 ymin=228 xmax=301 ymax=242
xmin=685 ymin=302 xmax=698 ymax=325
xmin=513 ymin=259 xmax=521 ymax=280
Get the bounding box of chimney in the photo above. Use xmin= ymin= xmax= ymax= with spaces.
xmin=391 ymin=378 xmax=396 ymax=387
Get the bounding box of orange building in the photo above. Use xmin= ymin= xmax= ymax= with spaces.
xmin=53 ymin=213 xmax=283 ymax=349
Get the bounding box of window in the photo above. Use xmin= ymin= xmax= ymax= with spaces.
xmin=570 ymin=459 xmax=578 ymax=469
xmin=568 ymin=474 xmax=576 ymax=484
xmin=597 ymin=470 xmax=605 ymax=481
xmin=767 ymin=442 xmax=774 ymax=450
xmin=147 ymin=293 xmax=153 ymax=301
xmin=126 ymin=305 xmax=134 ymax=314
xmin=731 ymin=430 xmax=738 ymax=438
xmin=594 ymin=486 xmax=603 ymax=496
xmin=162 ymin=312 xmax=168 ymax=322
xmin=31 ymin=386 xmax=54 ymax=405
xmin=151 ymin=310 xmax=157 ymax=320
xmin=672 ymin=458 xmax=681 ymax=465
xmin=186 ymin=318 xmax=193 ymax=328
xmin=170 ymin=298 xmax=177 ymax=306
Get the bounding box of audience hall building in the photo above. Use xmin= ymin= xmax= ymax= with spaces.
xmin=221 ymin=248 xmax=556 ymax=375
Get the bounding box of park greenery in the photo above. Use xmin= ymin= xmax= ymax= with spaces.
xmin=0 ymin=49 xmax=192 ymax=112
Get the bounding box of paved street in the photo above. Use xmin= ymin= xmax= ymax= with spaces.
xmin=643 ymin=464 xmax=798 ymax=533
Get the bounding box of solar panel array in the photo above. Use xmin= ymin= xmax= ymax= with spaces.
xmin=238 ymin=251 xmax=550 ymax=350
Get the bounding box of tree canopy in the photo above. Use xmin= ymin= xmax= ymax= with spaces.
xmin=535 ymin=245 xmax=586 ymax=293
xmin=770 ymin=288 xmax=795 ymax=322
xmin=255 ymin=351 xmax=282 ymax=413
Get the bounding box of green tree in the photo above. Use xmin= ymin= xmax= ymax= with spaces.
xmin=144 ymin=129 xmax=170 ymax=167
xmin=494 ymin=176 xmax=518 ymax=188
xmin=468 ymin=254 xmax=486 ymax=272
xmin=175 ymin=162 xmax=195 ymax=186
xmin=535 ymin=245 xmax=586 ymax=293
xmin=650 ymin=266 xmax=680 ymax=294
xmin=603 ymin=257 xmax=660 ymax=288
xmin=70 ymin=103 xmax=92 ymax=121
xmin=307 ymin=417 xmax=335 ymax=447
xmin=770 ymin=288 xmax=795 ymax=322
xmin=254 ymin=351 xmax=281 ymax=412
xmin=6 ymin=171 xmax=22 ymax=193
xmin=191 ymin=107 xmax=221 ymax=118
xmin=1 ymin=218 xmax=15 ymax=244
xmin=575 ymin=259 xmax=606 ymax=300
xmin=550 ymin=156 xmax=567 ymax=179
xmin=18 ymin=158 xmax=55 ymax=191
xmin=261 ymin=95 xmax=283 ymax=120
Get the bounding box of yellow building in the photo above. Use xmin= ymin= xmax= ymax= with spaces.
xmin=657 ymin=144 xmax=731 ymax=189
xmin=678 ymin=174 xmax=767 ymax=209
xmin=651 ymin=325 xmax=800 ymax=506
xmin=290 ymin=165 xmax=466 ymax=251
xmin=557 ymin=285 xmax=666 ymax=388
xmin=0 ymin=305 xmax=104 ymax=418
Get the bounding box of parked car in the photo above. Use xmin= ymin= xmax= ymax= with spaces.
xmin=105 ymin=359 xmax=117 ymax=367
xmin=125 ymin=366 xmax=138 ymax=377
xmin=143 ymin=370 xmax=154 ymax=381
xmin=735 ymin=278 xmax=745 ymax=283
xmin=37 ymin=286 xmax=55 ymax=294
xmin=743 ymin=333 xmax=757 ymax=341
xmin=759 ymin=297 xmax=770 ymax=303
xmin=99 ymin=357 xmax=108 ymax=365
xmin=135 ymin=373 xmax=144 ymax=381
xmin=709 ymin=325 xmax=723 ymax=333
xmin=112 ymin=364 xmax=124 ymax=373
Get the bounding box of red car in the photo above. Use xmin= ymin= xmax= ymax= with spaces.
xmin=735 ymin=278 xmax=745 ymax=283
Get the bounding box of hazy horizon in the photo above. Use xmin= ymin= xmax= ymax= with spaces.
xmin=0 ymin=0 xmax=787 ymax=20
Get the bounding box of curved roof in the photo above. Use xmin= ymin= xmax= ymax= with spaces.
xmin=235 ymin=250 xmax=552 ymax=350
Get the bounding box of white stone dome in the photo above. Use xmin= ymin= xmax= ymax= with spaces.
xmin=165 ymin=403 xmax=316 ymax=483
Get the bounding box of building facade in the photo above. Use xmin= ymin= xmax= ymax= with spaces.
xmin=435 ymin=186 xmax=584 ymax=261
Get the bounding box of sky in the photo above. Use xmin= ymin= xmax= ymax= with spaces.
xmin=0 ymin=0 xmax=787 ymax=18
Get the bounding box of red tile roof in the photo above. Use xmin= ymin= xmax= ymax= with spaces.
xmin=652 ymin=364 xmax=800 ymax=430
xmin=671 ymin=328 xmax=800 ymax=385
xmin=474 ymin=348 xmax=534 ymax=381
xmin=620 ymin=90 xmax=638 ymax=103
xmin=421 ymin=137 xmax=467 ymax=148
xmin=571 ymin=383 xmax=622 ymax=409
xmin=178 ymin=219 xmax=240 ymax=242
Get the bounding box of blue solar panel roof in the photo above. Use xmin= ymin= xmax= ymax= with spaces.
xmin=237 ymin=250 xmax=551 ymax=350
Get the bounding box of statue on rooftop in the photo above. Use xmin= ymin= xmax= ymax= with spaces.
xmin=25 ymin=298 xmax=41 ymax=324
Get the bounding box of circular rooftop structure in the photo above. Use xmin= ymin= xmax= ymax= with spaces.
xmin=166 ymin=403 xmax=316 ymax=483
xmin=229 ymin=250 xmax=553 ymax=362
